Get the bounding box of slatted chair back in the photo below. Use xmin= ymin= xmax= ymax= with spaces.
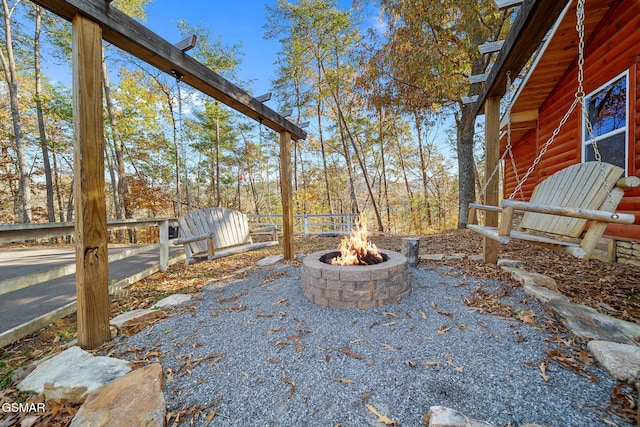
xmin=178 ymin=207 xmax=252 ymax=258
xmin=518 ymin=162 xmax=624 ymax=237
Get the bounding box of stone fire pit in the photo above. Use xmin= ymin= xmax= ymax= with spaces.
xmin=302 ymin=249 xmax=409 ymax=309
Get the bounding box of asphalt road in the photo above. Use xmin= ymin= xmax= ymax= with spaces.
xmin=0 ymin=245 xmax=182 ymax=334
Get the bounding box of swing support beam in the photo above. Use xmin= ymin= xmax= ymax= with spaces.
xmin=32 ymin=0 xmax=304 ymax=349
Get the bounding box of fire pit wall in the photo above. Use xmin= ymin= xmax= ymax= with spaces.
xmin=302 ymin=249 xmax=410 ymax=309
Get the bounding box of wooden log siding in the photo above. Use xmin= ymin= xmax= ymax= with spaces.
xmin=502 ymin=0 xmax=640 ymax=241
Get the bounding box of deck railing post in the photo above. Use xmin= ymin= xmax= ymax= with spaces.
xmin=159 ymin=219 xmax=169 ymax=271
xmin=303 ymin=214 xmax=308 ymax=237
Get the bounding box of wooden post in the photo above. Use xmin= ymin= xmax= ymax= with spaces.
xmin=279 ymin=131 xmax=294 ymax=260
xmin=73 ymin=14 xmax=110 ymax=349
xmin=484 ymin=96 xmax=501 ymax=264
xmin=159 ymin=219 xmax=168 ymax=271
xmin=401 ymin=238 xmax=420 ymax=268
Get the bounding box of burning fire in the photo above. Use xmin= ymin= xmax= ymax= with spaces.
xmin=331 ymin=214 xmax=383 ymax=266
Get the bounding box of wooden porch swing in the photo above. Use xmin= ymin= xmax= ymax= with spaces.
xmin=468 ymin=0 xmax=640 ymax=260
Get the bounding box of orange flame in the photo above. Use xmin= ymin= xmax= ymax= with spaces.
xmin=331 ymin=214 xmax=382 ymax=265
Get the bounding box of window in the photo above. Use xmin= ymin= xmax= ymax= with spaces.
xmin=582 ymin=72 xmax=628 ymax=173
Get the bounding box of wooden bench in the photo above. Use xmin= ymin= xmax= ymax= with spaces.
xmin=175 ymin=207 xmax=278 ymax=264
xmin=468 ymin=162 xmax=640 ymax=260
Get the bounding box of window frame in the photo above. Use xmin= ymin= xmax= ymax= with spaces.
xmin=581 ymin=70 xmax=629 ymax=175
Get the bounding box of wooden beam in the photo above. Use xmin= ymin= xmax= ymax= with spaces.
xmin=495 ymin=0 xmax=522 ymax=9
xmin=73 ymin=14 xmax=110 ymax=349
xmin=483 ymin=97 xmax=501 ymax=264
xmin=499 ymin=109 xmax=538 ymax=128
xmin=255 ymin=93 xmax=272 ymax=103
xmin=279 ymin=131 xmax=294 ymax=260
xmin=174 ymin=35 xmax=196 ymax=52
xmin=478 ymin=40 xmax=504 ymax=54
xmin=472 ymin=0 xmax=570 ymax=117
xmin=468 ymin=73 xmax=489 ymax=84
xmin=33 ymin=0 xmax=306 ymax=141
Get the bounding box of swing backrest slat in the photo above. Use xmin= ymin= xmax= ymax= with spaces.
xmin=518 ymin=162 xmax=624 ymax=237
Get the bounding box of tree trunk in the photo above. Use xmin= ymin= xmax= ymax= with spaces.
xmin=414 ymin=110 xmax=433 ymax=230
xmin=377 ymin=107 xmax=391 ymax=232
xmin=394 ymin=122 xmax=417 ymax=233
xmin=1 ymin=0 xmax=32 ymax=223
xmin=101 ymin=57 xmax=123 ymax=221
xmin=34 ymin=5 xmax=55 ymax=229
xmin=315 ymin=62 xmax=332 ymax=214
xmin=456 ymin=103 xmax=476 ymax=229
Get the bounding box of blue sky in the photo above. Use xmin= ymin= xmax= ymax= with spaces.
xmin=145 ymin=0 xmax=281 ymax=96
xmin=143 ymin=0 xmax=370 ymax=98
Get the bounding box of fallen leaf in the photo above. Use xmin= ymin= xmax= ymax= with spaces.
xmin=424 ymin=361 xmax=441 ymax=368
xmin=275 ymin=341 xmax=289 ymax=347
xmin=403 ymin=360 xmax=416 ymax=368
xmin=382 ymin=322 xmax=397 ymax=327
xmin=272 ymin=298 xmax=288 ymax=306
xmin=256 ymin=312 xmax=273 ymax=318
xmin=419 ymin=309 xmax=427 ymax=320
xmin=365 ymin=404 xmax=399 ymax=426
xmin=332 ymin=377 xmax=355 ymax=385
xmin=361 ymin=392 xmax=373 ymax=400
xmin=342 ymin=347 xmax=364 ymax=360
xmin=437 ymin=325 xmax=451 ymax=335
xmin=382 ymin=312 xmax=399 ymax=318
xmin=517 ymin=310 xmax=537 ymax=326
xmin=282 ymin=377 xmax=296 ymax=400
xmin=454 ymin=323 xmax=467 ymax=331
xmin=267 ymin=358 xmax=281 ymax=364
xmin=286 ymin=333 xmax=303 ymax=340
xmin=539 ymin=360 xmax=551 ymax=382
xmin=382 ymin=343 xmax=401 ymax=352
xmin=204 ymin=410 xmax=217 ymax=427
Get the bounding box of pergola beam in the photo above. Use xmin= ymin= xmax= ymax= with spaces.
xmin=33 ymin=0 xmax=306 ymax=141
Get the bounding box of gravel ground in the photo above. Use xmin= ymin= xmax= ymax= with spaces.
xmin=114 ymin=261 xmax=624 ymax=427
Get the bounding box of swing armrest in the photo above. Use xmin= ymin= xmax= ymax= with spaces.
xmin=468 ymin=203 xmax=515 ymax=238
xmin=468 ymin=203 xmax=503 ymax=213
xmin=501 ymin=200 xmax=636 ymax=224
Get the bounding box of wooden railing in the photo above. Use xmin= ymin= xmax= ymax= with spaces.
xmin=0 ymin=218 xmax=185 ymax=348
xmin=0 ymin=218 xmax=179 ymax=296
xmin=248 ymin=213 xmax=356 ymax=237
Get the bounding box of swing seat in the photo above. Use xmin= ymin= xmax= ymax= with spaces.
xmin=468 ymin=162 xmax=640 ymax=259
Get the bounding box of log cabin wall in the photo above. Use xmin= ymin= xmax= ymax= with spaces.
xmin=505 ymin=0 xmax=640 ymax=248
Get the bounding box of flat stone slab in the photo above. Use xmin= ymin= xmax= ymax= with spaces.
xmin=420 ymin=254 xmax=445 ymax=261
xmin=497 ymin=259 xmax=525 ymax=268
xmin=522 ymin=284 xmax=569 ymax=304
xmin=502 ymin=267 xmax=558 ymax=291
xmin=426 ymin=406 xmax=495 ymax=427
xmin=153 ymin=293 xmax=192 ymax=308
xmin=70 ymin=363 xmax=165 ymax=427
xmin=256 ymin=254 xmax=284 ymax=266
xmin=17 ymin=346 xmax=131 ymax=403
xmin=110 ymin=308 xmax=162 ymax=329
xmin=548 ymin=299 xmax=640 ymax=346
xmin=588 ymin=340 xmax=640 ymax=382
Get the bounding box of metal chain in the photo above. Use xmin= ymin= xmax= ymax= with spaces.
xmin=504 ymin=72 xmax=525 ymax=200
xmin=477 ymin=72 xmax=516 ymax=202
xmin=509 ymin=0 xmax=617 ymax=220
